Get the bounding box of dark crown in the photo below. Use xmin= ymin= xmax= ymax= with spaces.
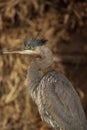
xmin=24 ymin=38 xmax=47 ymax=48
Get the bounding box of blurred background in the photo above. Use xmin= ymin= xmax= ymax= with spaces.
xmin=0 ymin=0 xmax=87 ymax=130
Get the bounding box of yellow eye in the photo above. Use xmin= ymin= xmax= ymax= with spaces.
xmin=28 ymin=45 xmax=31 ymax=49
xmin=28 ymin=45 xmax=34 ymax=50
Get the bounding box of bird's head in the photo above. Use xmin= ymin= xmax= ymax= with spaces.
xmin=2 ymin=38 xmax=47 ymax=56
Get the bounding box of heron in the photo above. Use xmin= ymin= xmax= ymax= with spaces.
xmin=2 ymin=38 xmax=87 ymax=130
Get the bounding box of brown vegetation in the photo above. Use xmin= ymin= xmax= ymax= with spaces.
xmin=0 ymin=0 xmax=87 ymax=130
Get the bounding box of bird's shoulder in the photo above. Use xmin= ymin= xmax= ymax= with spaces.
xmin=40 ymin=70 xmax=73 ymax=90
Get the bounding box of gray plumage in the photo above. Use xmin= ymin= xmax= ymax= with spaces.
xmin=37 ymin=71 xmax=87 ymax=130
xmin=24 ymin=38 xmax=47 ymax=49
xmin=27 ymin=43 xmax=87 ymax=130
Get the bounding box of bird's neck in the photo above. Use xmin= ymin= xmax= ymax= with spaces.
xmin=27 ymin=46 xmax=53 ymax=100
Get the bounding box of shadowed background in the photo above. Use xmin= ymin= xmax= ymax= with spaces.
xmin=0 ymin=0 xmax=87 ymax=130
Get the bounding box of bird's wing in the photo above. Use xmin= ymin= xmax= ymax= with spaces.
xmin=38 ymin=71 xmax=87 ymax=130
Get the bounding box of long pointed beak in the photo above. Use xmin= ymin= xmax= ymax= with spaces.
xmin=1 ymin=47 xmax=38 ymax=55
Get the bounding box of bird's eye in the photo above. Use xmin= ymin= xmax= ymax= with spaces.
xmin=28 ymin=45 xmax=34 ymax=50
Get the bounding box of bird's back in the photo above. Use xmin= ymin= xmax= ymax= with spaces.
xmin=37 ymin=71 xmax=87 ymax=130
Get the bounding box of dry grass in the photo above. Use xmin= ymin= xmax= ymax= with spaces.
xmin=0 ymin=0 xmax=87 ymax=130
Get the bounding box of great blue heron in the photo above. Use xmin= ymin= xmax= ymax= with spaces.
xmin=2 ymin=38 xmax=87 ymax=130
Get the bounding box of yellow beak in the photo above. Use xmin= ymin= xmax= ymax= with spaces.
xmin=1 ymin=47 xmax=38 ymax=55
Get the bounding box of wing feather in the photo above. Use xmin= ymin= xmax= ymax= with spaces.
xmin=38 ymin=71 xmax=87 ymax=130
